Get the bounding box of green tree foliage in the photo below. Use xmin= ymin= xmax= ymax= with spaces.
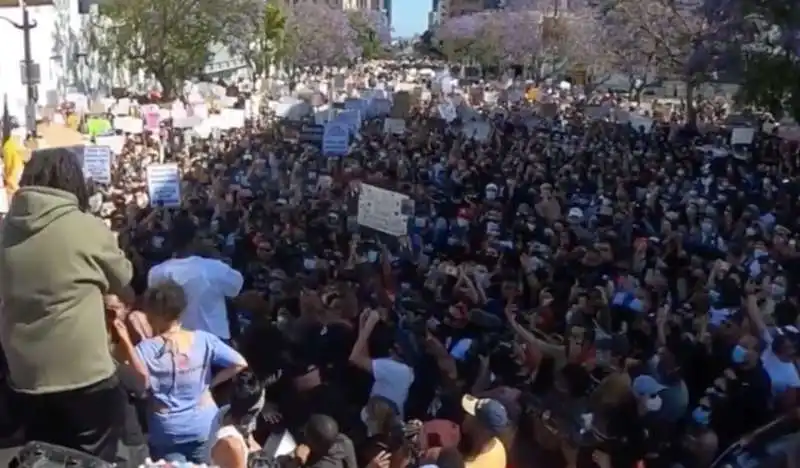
xmin=90 ymin=0 xmax=250 ymax=98
xmin=225 ymin=1 xmax=288 ymax=80
xmin=347 ymin=10 xmax=391 ymax=60
xmin=734 ymin=0 xmax=800 ymax=121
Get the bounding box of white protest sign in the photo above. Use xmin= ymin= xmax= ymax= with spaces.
xmin=322 ymin=122 xmax=350 ymax=156
xmin=173 ymin=116 xmax=204 ymax=129
xmin=191 ymin=119 xmax=214 ymax=139
xmin=114 ymin=116 xmax=143 ymax=134
xmin=357 ymin=183 xmax=412 ymax=236
xmin=83 ymin=146 xmax=112 ymax=184
xmin=114 ymin=98 xmax=131 ymax=116
xmin=383 ymin=118 xmax=406 ymax=135
xmin=146 ymin=163 xmax=181 ymax=207
xmin=731 ymin=127 xmax=755 ymax=145
xmin=170 ymin=101 xmax=188 ymax=120
xmin=221 ymin=96 xmax=238 ymax=108
xmin=94 ymin=135 xmax=125 ymax=154
xmin=219 ymin=108 xmax=246 ymax=129
xmin=192 ymin=104 xmax=209 ymax=119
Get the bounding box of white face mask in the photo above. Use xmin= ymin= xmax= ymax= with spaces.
xmin=485 ymin=189 xmax=497 ymax=201
xmin=644 ymin=395 xmax=663 ymax=412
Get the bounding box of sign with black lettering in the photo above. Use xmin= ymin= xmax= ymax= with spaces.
xmin=299 ymin=123 xmax=324 ymax=147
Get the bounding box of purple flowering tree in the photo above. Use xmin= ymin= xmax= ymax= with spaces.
xmin=284 ymin=2 xmax=360 ymax=66
xmin=598 ymin=0 xmax=738 ymax=122
xmin=347 ymin=9 xmax=392 ymax=59
xmin=480 ymin=9 xmax=546 ymax=65
xmin=435 ymin=14 xmax=486 ymax=63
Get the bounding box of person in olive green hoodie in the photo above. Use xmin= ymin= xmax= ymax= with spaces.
xmin=0 ymin=147 xmax=134 ymax=462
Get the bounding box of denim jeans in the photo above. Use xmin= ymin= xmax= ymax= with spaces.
xmin=149 ymin=439 xmax=206 ymax=463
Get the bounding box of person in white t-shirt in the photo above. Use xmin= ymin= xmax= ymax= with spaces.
xmin=148 ymin=216 xmax=243 ymax=341
xmin=206 ymin=370 xmax=265 ymax=468
xmin=349 ymin=309 xmax=414 ymax=420
xmin=761 ymin=331 xmax=800 ymax=395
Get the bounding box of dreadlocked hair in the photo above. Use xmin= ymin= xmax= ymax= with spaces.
xmin=19 ymin=148 xmax=89 ymax=211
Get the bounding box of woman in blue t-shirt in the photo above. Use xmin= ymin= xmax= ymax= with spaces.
xmin=133 ymin=280 xmax=247 ymax=462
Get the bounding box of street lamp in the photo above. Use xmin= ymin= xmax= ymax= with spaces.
xmin=0 ymin=0 xmax=38 ymax=138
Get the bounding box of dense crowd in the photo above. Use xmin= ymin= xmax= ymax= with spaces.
xmin=2 ymin=66 xmax=800 ymax=468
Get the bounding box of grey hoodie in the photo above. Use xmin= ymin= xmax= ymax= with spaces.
xmin=0 ymin=186 xmax=132 ymax=393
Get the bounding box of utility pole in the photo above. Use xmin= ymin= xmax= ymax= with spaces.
xmin=0 ymin=0 xmax=39 ymax=138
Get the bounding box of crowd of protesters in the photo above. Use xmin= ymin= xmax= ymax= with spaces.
xmin=1 ymin=64 xmax=800 ymax=468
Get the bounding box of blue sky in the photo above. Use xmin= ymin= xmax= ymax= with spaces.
xmin=391 ymin=0 xmax=429 ymax=38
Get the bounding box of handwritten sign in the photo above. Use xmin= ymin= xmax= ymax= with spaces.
xmin=82 ymin=146 xmax=112 ymax=184
xmin=146 ymin=163 xmax=181 ymax=207
xmin=357 ymin=183 xmax=412 ymax=236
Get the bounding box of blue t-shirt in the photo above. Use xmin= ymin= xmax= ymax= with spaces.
xmin=136 ymin=330 xmax=245 ymax=446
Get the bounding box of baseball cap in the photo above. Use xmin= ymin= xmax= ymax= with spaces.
xmin=632 ymin=375 xmax=667 ymax=397
xmin=461 ymin=394 xmax=508 ymax=433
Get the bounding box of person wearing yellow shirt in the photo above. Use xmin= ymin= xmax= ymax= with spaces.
xmin=2 ymin=136 xmax=23 ymax=196
xmin=460 ymin=395 xmax=508 ymax=468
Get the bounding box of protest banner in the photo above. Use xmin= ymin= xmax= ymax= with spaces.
xmin=357 ymin=183 xmax=413 ymax=236
xmin=146 ymin=163 xmax=181 ymax=207
xmin=82 ymin=146 xmax=112 ymax=184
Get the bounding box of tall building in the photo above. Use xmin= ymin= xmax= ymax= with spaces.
xmin=383 ymin=0 xmax=391 ymax=29
xmin=447 ymin=0 xmax=484 ymax=17
xmin=281 ymin=0 xmax=344 ymax=6
xmin=342 ymin=0 xmax=385 ymax=11
xmin=441 ymin=0 xmax=512 ymax=18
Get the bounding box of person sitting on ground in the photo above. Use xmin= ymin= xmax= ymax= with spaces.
xmin=206 ymin=369 xmax=265 ymax=468
xmin=293 ymin=414 xmax=358 ymax=468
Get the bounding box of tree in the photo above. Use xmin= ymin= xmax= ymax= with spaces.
xmin=224 ymin=1 xmax=288 ymax=81
xmin=597 ymin=0 xmax=737 ymax=124
xmin=348 ymin=10 xmax=392 ymax=60
xmin=435 ymin=14 xmax=488 ymax=64
xmin=560 ymin=9 xmax=616 ymax=90
xmin=90 ymin=0 xmax=250 ymax=99
xmin=283 ymin=2 xmax=360 ymax=66
xmin=733 ymin=0 xmax=800 ymax=121
xmin=415 ymin=29 xmax=446 ymax=59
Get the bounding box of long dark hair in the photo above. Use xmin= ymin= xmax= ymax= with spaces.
xmin=19 ymin=147 xmax=89 ymax=211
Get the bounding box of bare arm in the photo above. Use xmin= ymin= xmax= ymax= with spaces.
xmin=506 ymin=311 xmax=567 ymax=369
xmin=349 ymin=311 xmax=380 ymax=373
xmin=211 ymin=436 xmax=247 ymax=468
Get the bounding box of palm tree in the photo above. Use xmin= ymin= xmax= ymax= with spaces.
xmin=254 ymin=2 xmax=288 ymax=79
